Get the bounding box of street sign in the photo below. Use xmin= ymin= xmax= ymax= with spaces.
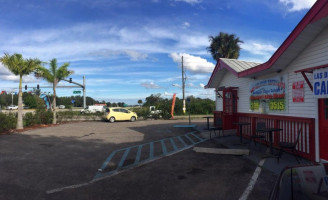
xmin=73 ymin=91 xmax=81 ymax=94
xmin=71 ymin=100 xmax=75 ymax=104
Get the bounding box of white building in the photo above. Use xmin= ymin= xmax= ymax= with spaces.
xmin=206 ymin=0 xmax=328 ymax=162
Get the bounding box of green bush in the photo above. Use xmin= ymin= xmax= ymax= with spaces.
xmin=130 ymin=107 xmax=150 ymax=119
xmin=0 ymin=113 xmax=17 ymax=132
xmin=24 ymin=112 xmax=37 ymax=127
xmin=35 ymin=109 xmax=53 ymax=124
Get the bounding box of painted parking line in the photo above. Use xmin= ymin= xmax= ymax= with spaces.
xmin=94 ymin=131 xmax=207 ymax=180
xmin=161 ymin=139 xmax=167 ymax=155
xmin=238 ymin=159 xmax=266 ymax=200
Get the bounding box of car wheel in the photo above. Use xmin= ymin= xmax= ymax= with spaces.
xmin=130 ymin=116 xmax=136 ymax=122
xmin=109 ymin=117 xmax=115 ymax=123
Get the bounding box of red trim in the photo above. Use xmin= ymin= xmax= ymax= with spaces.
xmin=206 ymin=0 xmax=328 ymax=85
xmin=238 ymin=0 xmax=328 ymax=78
xmin=205 ymin=61 xmax=221 ymax=88
xmin=236 ymin=112 xmax=316 ymax=161
xmin=294 ymin=63 xmax=328 ymax=92
xmin=301 ymin=72 xmax=313 ymax=92
xmin=220 ymin=60 xmax=239 ymax=77
xmin=295 ymin=63 xmax=328 ymax=73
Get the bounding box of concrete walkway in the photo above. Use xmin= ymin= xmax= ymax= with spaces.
xmin=198 ymin=129 xmax=314 ymax=175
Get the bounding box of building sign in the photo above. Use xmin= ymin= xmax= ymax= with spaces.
xmin=292 ymin=81 xmax=304 ymax=102
xmin=313 ymin=68 xmax=328 ymax=98
xmin=250 ymin=75 xmax=287 ymax=113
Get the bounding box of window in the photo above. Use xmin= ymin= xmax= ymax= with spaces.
xmin=120 ymin=109 xmax=129 ymax=113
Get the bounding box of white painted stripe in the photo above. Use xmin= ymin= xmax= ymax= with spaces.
xmin=238 ymin=159 xmax=266 ymax=200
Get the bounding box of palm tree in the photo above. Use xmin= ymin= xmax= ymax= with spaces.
xmin=0 ymin=53 xmax=42 ymax=129
xmin=36 ymin=58 xmax=72 ymax=124
xmin=138 ymin=99 xmax=143 ymax=106
xmin=207 ymin=32 xmax=243 ymax=61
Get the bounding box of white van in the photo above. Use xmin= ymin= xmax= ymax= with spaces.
xmin=81 ymin=105 xmax=106 ymax=114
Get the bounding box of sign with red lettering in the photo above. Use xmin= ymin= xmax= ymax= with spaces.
xmin=292 ymin=81 xmax=304 ymax=102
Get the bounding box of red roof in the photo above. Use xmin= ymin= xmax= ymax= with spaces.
xmin=206 ymin=0 xmax=328 ymax=88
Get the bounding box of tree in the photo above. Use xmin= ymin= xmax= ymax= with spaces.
xmin=36 ymin=58 xmax=72 ymax=124
xmin=138 ymin=99 xmax=143 ymax=106
xmin=144 ymin=94 xmax=162 ymax=107
xmin=207 ymin=32 xmax=243 ymax=61
xmin=0 ymin=53 xmax=42 ymax=129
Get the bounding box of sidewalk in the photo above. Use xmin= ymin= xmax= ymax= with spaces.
xmin=198 ymin=128 xmax=313 ymax=175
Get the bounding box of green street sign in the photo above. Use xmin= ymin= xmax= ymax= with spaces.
xmin=73 ymin=91 xmax=81 ymax=94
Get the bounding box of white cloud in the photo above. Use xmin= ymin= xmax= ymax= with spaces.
xmin=199 ymin=83 xmax=205 ymax=88
xmin=88 ymin=49 xmax=147 ymax=61
xmin=279 ymin=0 xmax=316 ymax=12
xmin=0 ymin=23 xmax=210 ymax=61
xmin=163 ymin=92 xmax=174 ymax=96
xmin=175 ymin=0 xmax=202 ymax=5
xmin=240 ymin=41 xmax=277 ymax=62
xmin=0 ymin=64 xmax=38 ymax=83
xmin=169 ymin=53 xmax=215 ymax=73
xmin=140 ymin=81 xmax=161 ymax=89
xmin=182 ymin=22 xmax=190 ymax=29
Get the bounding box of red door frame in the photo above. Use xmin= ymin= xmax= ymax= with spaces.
xmin=318 ymin=99 xmax=328 ymax=161
xmin=222 ymin=88 xmax=238 ymax=129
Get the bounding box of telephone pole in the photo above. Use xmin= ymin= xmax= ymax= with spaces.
xmin=182 ymin=56 xmax=186 ymax=114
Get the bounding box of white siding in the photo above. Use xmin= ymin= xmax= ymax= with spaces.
xmin=216 ymin=72 xmax=252 ymax=113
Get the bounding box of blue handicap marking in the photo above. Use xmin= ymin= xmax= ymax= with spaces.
xmin=94 ymin=131 xmax=208 ymax=180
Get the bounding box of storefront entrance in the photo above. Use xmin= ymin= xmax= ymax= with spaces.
xmin=222 ymin=88 xmax=238 ymax=129
xmin=318 ymin=99 xmax=328 ymax=161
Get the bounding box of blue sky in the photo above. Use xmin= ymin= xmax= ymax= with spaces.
xmin=0 ymin=0 xmax=316 ymax=104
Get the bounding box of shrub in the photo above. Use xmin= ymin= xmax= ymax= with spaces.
xmin=0 ymin=113 xmax=17 ymax=132
xmin=131 ymin=107 xmax=150 ymax=119
xmin=24 ymin=112 xmax=37 ymax=127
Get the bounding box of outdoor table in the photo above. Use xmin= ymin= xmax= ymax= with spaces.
xmin=256 ymin=128 xmax=283 ymax=155
xmin=233 ymin=122 xmax=251 ymax=144
xmin=203 ymin=116 xmax=213 ymax=130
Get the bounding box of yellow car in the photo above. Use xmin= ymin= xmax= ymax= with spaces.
xmin=104 ymin=107 xmax=138 ymax=123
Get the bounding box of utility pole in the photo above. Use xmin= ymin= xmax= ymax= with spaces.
xmin=83 ymin=75 xmax=86 ymax=108
xmin=182 ymin=56 xmax=186 ymax=114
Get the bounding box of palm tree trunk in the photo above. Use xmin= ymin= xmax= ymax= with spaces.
xmin=52 ymin=81 xmax=57 ymax=124
xmin=17 ymin=75 xmax=23 ymax=129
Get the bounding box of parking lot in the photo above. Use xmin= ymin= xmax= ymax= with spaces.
xmin=0 ymin=119 xmax=277 ymax=200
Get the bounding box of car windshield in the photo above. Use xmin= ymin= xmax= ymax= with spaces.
xmin=271 ymin=164 xmax=328 ymax=200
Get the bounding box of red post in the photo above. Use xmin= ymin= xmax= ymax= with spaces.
xmin=309 ymin=119 xmax=316 ymax=161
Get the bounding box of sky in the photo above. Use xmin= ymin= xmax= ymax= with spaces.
xmin=0 ymin=0 xmax=317 ymax=105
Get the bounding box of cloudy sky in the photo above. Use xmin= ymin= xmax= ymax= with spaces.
xmin=0 ymin=0 xmax=316 ymax=104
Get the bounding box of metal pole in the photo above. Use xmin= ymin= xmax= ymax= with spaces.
xmin=11 ymin=93 xmax=13 ymax=105
xmin=83 ymin=75 xmax=86 ymax=108
xmin=182 ymin=56 xmax=186 ymax=114
xmin=188 ymin=101 xmax=191 ymax=125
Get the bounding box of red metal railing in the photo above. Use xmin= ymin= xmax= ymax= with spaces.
xmin=236 ymin=113 xmax=315 ymax=161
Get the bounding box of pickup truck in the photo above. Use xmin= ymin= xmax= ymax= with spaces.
xmin=6 ymin=105 xmax=18 ymax=110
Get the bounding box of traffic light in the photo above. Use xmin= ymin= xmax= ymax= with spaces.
xmin=37 ymin=84 xmax=39 ymax=89
xmin=69 ymin=78 xmax=72 ymax=83
xmin=25 ymin=85 xmax=27 ymax=90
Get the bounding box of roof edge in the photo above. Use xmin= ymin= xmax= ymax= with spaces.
xmin=238 ymin=0 xmax=328 ymax=77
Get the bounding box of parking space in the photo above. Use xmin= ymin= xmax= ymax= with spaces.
xmin=0 ymin=120 xmax=277 ymax=200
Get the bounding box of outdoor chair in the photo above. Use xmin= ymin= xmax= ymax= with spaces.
xmin=209 ymin=117 xmax=223 ymax=139
xmin=277 ymin=128 xmax=302 ymax=164
xmin=249 ymin=122 xmax=267 ymax=150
